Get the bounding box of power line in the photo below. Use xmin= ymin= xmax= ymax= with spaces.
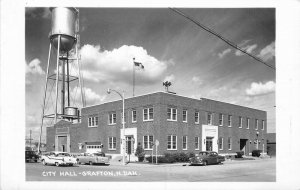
xmin=169 ymin=8 xmax=276 ymax=70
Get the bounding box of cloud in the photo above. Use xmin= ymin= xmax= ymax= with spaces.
xmin=246 ymin=81 xmax=275 ymax=96
xmin=163 ymin=74 xmax=175 ymax=82
xmin=26 ymin=8 xmax=51 ymax=19
xmin=235 ymin=44 xmax=258 ymax=56
xmin=79 ymin=44 xmax=168 ymax=85
xmin=218 ymin=48 xmax=231 ymax=58
xmin=257 ymin=41 xmax=275 ymax=61
xmin=26 ymin=58 xmax=45 ymax=75
xmin=71 ymin=87 xmax=106 ymax=105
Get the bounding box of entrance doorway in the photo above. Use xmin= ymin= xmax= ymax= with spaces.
xmin=240 ymin=139 xmax=248 ymax=155
xmin=206 ymin=137 xmax=213 ymax=151
xmin=126 ymin=136 xmax=134 ymax=155
xmin=58 ymin=136 xmax=67 ymax=152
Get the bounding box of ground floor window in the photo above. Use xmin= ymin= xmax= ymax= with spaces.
xmin=195 ymin=137 xmax=199 ymax=150
xmin=143 ymin=135 xmax=154 ymax=150
xmin=108 ymin=137 xmax=116 ymax=150
xmin=228 ymin=137 xmax=232 ymax=150
xmin=167 ymin=135 xmax=177 ymax=150
xmin=219 ymin=137 xmax=223 ymax=150
xmin=182 ymin=136 xmax=187 ymax=150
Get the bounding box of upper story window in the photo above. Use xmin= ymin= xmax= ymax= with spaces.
xmin=219 ymin=114 xmax=223 ymax=126
xmin=207 ymin=112 xmax=212 ymax=125
xmin=182 ymin=109 xmax=187 ymax=123
xmin=143 ymin=107 xmax=154 ymax=121
xmin=108 ymin=112 xmax=116 ymax=125
xmin=228 ymin=115 xmax=232 ymax=127
xmin=143 ymin=135 xmax=154 ymax=150
xmin=246 ymin=118 xmax=250 ymax=129
xmin=195 ymin=111 xmax=200 ymax=124
xmin=239 ymin=116 xmax=243 ymax=128
xmin=167 ymin=135 xmax=177 ymax=150
xmin=167 ymin=107 xmax=177 ymax=121
xmin=121 ymin=111 xmax=127 ymax=123
xmin=255 ymin=119 xmax=258 ymax=130
xmin=262 ymin=120 xmax=265 ymax=130
xmin=88 ymin=116 xmax=98 ymax=127
xmin=132 ymin=109 xmax=137 ymax=123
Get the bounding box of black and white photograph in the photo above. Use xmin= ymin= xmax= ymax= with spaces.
xmin=1 ymin=1 xmax=300 ymax=190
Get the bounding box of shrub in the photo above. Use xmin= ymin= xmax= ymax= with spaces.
xmin=187 ymin=152 xmax=195 ymax=159
xmin=235 ymin=151 xmax=244 ymax=158
xmin=252 ymin=150 xmax=262 ymax=157
xmin=135 ymin=144 xmax=145 ymax=162
xmin=145 ymin=156 xmax=170 ymax=163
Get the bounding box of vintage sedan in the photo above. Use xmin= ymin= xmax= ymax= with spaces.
xmin=40 ymin=151 xmax=78 ymax=167
xmin=77 ymin=152 xmax=109 ymax=165
xmin=189 ymin=151 xmax=225 ymax=166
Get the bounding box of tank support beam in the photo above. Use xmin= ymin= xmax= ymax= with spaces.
xmin=38 ymin=43 xmax=52 ymax=153
xmin=55 ymin=35 xmax=61 ymax=123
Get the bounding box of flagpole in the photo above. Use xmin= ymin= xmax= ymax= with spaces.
xmin=133 ymin=58 xmax=135 ymax=97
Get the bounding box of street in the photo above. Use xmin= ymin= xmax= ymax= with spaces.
xmin=26 ymin=158 xmax=276 ymax=182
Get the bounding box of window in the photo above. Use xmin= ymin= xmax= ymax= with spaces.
xmin=219 ymin=114 xmax=223 ymax=126
xmin=255 ymin=119 xmax=258 ymax=130
xmin=219 ymin=137 xmax=223 ymax=150
xmin=207 ymin=112 xmax=212 ymax=125
xmin=228 ymin=137 xmax=232 ymax=150
xmin=167 ymin=107 xmax=177 ymax=121
xmin=132 ymin=109 xmax=137 ymax=123
xmin=143 ymin=107 xmax=154 ymax=121
xmin=88 ymin=116 xmax=98 ymax=127
xmin=247 ymin=118 xmax=250 ymax=129
xmin=182 ymin=136 xmax=187 ymax=150
xmin=228 ymin=115 xmax=232 ymax=127
xmin=167 ymin=135 xmax=177 ymax=150
xmin=108 ymin=137 xmax=116 ymax=150
xmin=195 ymin=137 xmax=199 ymax=150
xmin=239 ymin=116 xmax=243 ymax=128
xmin=183 ymin=109 xmax=187 ymax=122
xmin=262 ymin=120 xmax=265 ymax=130
xmin=195 ymin=111 xmax=199 ymax=124
xmin=143 ymin=135 xmax=154 ymax=150
xmin=108 ymin=113 xmax=116 ymax=125
xmin=121 ymin=111 xmax=127 ymax=123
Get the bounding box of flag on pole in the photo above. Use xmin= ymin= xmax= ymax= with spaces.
xmin=134 ymin=61 xmax=145 ymax=69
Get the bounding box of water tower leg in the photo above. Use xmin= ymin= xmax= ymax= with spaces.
xmin=38 ymin=43 xmax=52 ymax=153
xmin=55 ymin=35 xmax=61 ymax=123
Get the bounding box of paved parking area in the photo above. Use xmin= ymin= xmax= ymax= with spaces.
xmin=26 ymin=158 xmax=275 ymax=181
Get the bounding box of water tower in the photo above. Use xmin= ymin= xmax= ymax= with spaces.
xmin=38 ymin=7 xmax=85 ymax=152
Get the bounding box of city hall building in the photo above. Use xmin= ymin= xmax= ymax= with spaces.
xmin=46 ymin=92 xmax=267 ymax=160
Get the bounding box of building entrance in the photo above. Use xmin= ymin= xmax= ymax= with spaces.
xmin=206 ymin=137 xmax=213 ymax=151
xmin=240 ymin=139 xmax=248 ymax=155
xmin=58 ymin=136 xmax=67 ymax=152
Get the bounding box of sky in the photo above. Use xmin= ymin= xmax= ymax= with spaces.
xmin=25 ymin=8 xmax=276 ymax=142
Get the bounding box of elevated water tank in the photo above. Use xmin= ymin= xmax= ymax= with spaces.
xmin=49 ymin=7 xmax=78 ymax=52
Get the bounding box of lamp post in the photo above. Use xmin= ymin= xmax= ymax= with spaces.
xmin=107 ymin=88 xmax=125 ymax=165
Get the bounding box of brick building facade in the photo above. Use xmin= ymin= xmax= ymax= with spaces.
xmin=46 ymin=92 xmax=267 ymax=159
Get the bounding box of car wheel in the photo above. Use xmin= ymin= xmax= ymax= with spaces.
xmin=42 ymin=160 xmax=47 ymax=165
xmin=78 ymin=161 xmax=81 ymax=165
xmin=203 ymin=161 xmax=208 ymax=166
xmin=55 ymin=162 xmax=60 ymax=167
xmin=89 ymin=161 xmax=93 ymax=165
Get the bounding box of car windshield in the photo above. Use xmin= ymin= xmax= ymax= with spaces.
xmin=57 ymin=153 xmax=70 ymax=157
xmin=199 ymin=152 xmax=208 ymax=156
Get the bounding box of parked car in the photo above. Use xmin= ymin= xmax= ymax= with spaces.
xmin=40 ymin=151 xmax=78 ymax=166
xmin=77 ymin=152 xmax=109 ymax=165
xmin=25 ymin=150 xmax=39 ymax=162
xmin=189 ymin=151 xmax=225 ymax=166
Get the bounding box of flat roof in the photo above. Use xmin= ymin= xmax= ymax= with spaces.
xmin=83 ymin=91 xmax=266 ymax=112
